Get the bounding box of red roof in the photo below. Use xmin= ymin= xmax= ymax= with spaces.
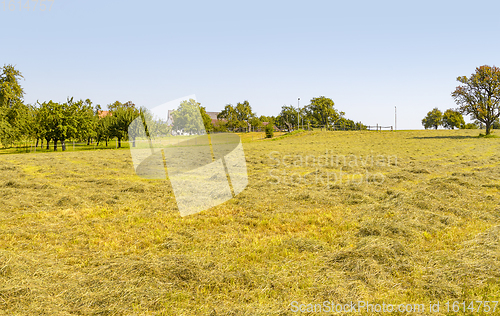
xmin=98 ymin=110 xmax=112 ymax=118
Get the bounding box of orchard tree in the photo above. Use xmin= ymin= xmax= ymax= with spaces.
xmin=0 ymin=65 xmax=26 ymax=146
xmin=96 ymin=114 xmax=113 ymax=146
xmin=0 ymin=107 xmax=15 ymax=147
xmin=452 ymin=65 xmax=500 ymax=135
xmin=442 ymin=109 xmax=465 ymax=129
xmin=0 ymin=64 xmax=24 ymax=108
xmin=109 ymin=102 xmax=139 ymax=148
xmin=422 ymin=108 xmax=442 ymax=129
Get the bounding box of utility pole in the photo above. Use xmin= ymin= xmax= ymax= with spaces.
xmin=297 ymin=97 xmax=300 ymax=130
xmin=395 ymin=106 xmax=397 ymax=131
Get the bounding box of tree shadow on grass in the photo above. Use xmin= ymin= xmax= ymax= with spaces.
xmin=411 ymin=135 xmax=478 ymax=139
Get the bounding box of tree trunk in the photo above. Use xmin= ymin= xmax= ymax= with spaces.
xmin=132 ymin=137 xmax=136 ymax=147
xmin=36 ymin=138 xmax=39 ymax=148
xmin=105 ymin=138 xmax=108 ymax=147
xmin=53 ymin=139 xmax=58 ymax=151
xmin=485 ymin=121 xmax=491 ymax=135
xmin=118 ymin=138 xmax=122 ymax=148
xmin=46 ymin=139 xmax=50 ymax=150
xmin=62 ymin=140 xmax=66 ymax=151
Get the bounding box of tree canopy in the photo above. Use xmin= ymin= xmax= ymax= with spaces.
xmin=422 ymin=108 xmax=443 ymax=129
xmin=442 ymin=109 xmax=464 ymax=129
xmin=172 ymin=99 xmax=206 ymax=134
xmin=304 ymin=96 xmax=343 ymax=129
xmin=452 ymin=65 xmax=500 ymax=135
xmin=0 ymin=64 xmax=24 ymax=108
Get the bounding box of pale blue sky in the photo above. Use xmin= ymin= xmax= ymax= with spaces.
xmin=1 ymin=0 xmax=499 ymax=129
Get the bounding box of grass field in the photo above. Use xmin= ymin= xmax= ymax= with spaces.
xmin=0 ymin=129 xmax=499 ymax=315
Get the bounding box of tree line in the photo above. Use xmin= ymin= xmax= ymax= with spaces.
xmin=0 ymin=64 xmax=366 ymax=150
xmin=213 ymin=97 xmax=365 ymax=133
xmin=0 ymin=65 xmax=172 ymax=150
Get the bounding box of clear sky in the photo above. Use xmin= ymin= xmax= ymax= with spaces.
xmin=1 ymin=0 xmax=499 ymax=129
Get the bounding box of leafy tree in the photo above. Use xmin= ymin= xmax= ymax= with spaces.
xmin=452 ymin=65 xmax=500 ymax=135
xmin=259 ymin=115 xmax=275 ymax=125
xmin=492 ymin=118 xmax=500 ymax=129
xmin=217 ymin=101 xmax=255 ymax=132
xmin=442 ymin=109 xmax=465 ymax=129
xmin=171 ymin=99 xmax=205 ymax=134
xmin=422 ymin=108 xmax=443 ymax=129
xmin=213 ymin=120 xmax=228 ymax=132
xmin=235 ymin=100 xmax=255 ymax=131
xmin=462 ymin=122 xmax=479 ymax=129
xmin=35 ymin=101 xmax=52 ymax=149
xmin=0 ymin=107 xmax=15 ymax=147
xmin=0 ymin=64 xmax=24 ymax=108
xmin=96 ymin=114 xmax=113 ymax=146
xmin=40 ymin=99 xmax=89 ymax=151
xmin=277 ymin=105 xmax=299 ymax=131
xmin=265 ymin=123 xmax=274 ymax=138
xmin=109 ymin=102 xmax=139 ymax=148
xmin=217 ymin=104 xmax=238 ymax=130
xmin=199 ymin=105 xmax=214 ymax=132
xmin=304 ymin=96 xmax=342 ymax=130
xmin=250 ymin=117 xmax=262 ymax=131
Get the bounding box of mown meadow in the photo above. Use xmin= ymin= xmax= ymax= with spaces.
xmin=0 ymin=129 xmax=499 ymax=315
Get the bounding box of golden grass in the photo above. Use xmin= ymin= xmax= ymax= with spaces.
xmin=0 ymin=129 xmax=499 ymax=315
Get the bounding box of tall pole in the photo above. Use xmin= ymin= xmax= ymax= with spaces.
xmin=395 ymin=106 xmax=397 ymax=131
xmin=298 ymin=97 xmax=300 ymax=130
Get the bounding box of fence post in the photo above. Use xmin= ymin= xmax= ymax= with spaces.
xmin=376 ymin=123 xmax=379 ymax=131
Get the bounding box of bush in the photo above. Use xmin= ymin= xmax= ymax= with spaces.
xmin=265 ymin=124 xmax=274 ymax=138
xmin=462 ymin=123 xmax=478 ymax=129
xmin=492 ymin=120 xmax=500 ymax=129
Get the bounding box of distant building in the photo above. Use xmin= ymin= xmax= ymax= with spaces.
xmin=97 ymin=110 xmax=112 ymax=118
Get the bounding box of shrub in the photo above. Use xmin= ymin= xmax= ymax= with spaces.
xmin=265 ymin=124 xmax=274 ymax=138
xmin=462 ymin=123 xmax=478 ymax=129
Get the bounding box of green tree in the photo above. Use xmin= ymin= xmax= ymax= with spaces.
xmin=265 ymin=123 xmax=274 ymax=138
xmin=109 ymin=102 xmax=139 ymax=148
xmin=96 ymin=114 xmax=113 ymax=146
xmin=462 ymin=122 xmax=479 ymax=129
xmin=199 ymin=105 xmax=214 ymax=132
xmin=422 ymin=108 xmax=443 ymax=129
xmin=35 ymin=101 xmax=52 ymax=149
xmin=217 ymin=101 xmax=255 ymax=132
xmin=0 ymin=107 xmax=15 ymax=147
xmin=304 ymin=96 xmax=342 ymax=130
xmin=442 ymin=109 xmax=465 ymax=129
xmin=171 ymin=99 xmax=205 ymax=134
xmin=0 ymin=64 xmax=24 ymax=108
xmin=250 ymin=117 xmax=262 ymax=131
xmin=217 ymin=104 xmax=238 ymax=130
xmin=452 ymin=65 xmax=500 ymax=135
xmin=259 ymin=115 xmax=275 ymax=125
xmin=492 ymin=118 xmax=500 ymax=129
xmin=235 ymin=100 xmax=255 ymax=131
xmin=277 ymin=105 xmax=299 ymax=131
